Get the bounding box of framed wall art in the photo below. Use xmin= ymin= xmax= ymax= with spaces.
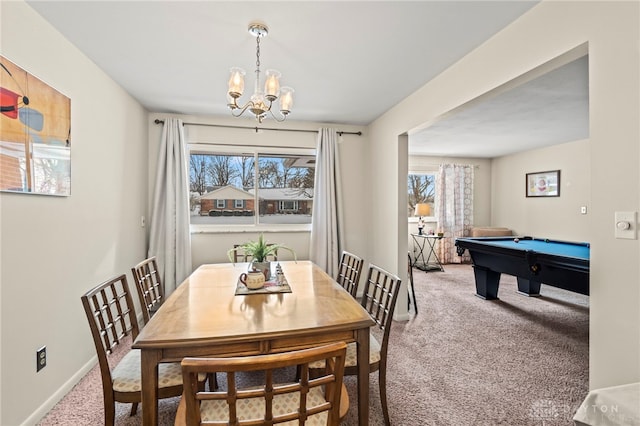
xmin=526 ymin=170 xmax=560 ymax=197
xmin=1 ymin=55 xmax=71 ymax=196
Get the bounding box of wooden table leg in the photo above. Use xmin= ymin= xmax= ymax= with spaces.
xmin=356 ymin=328 xmax=370 ymax=426
xmin=140 ymin=349 xmax=161 ymax=425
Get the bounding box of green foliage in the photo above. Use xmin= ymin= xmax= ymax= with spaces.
xmin=227 ymin=234 xmax=297 ymax=263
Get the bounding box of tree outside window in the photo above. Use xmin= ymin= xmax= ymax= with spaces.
xmin=408 ymin=173 xmax=435 ymax=217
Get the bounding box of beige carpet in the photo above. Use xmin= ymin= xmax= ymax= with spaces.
xmin=39 ymin=264 xmax=589 ymax=425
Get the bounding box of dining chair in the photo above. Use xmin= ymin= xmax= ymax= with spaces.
xmin=408 ymin=252 xmax=417 ymax=314
xmin=233 ymin=243 xmax=279 ymax=263
xmin=310 ymin=263 xmax=402 ymax=426
xmin=336 ymin=250 xmax=364 ymax=297
xmin=80 ymin=274 xmax=186 ymax=425
xmin=174 ymin=342 xmax=349 ymax=426
xmin=131 ymin=256 xmax=218 ymax=391
xmin=131 ymin=256 xmax=164 ymax=326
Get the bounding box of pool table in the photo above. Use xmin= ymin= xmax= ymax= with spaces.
xmin=455 ymin=236 xmax=590 ymax=300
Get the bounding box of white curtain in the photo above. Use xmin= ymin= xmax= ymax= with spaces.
xmin=310 ymin=128 xmax=344 ymax=277
xmin=436 ymin=163 xmax=474 ymax=264
xmin=148 ymin=118 xmax=192 ymax=296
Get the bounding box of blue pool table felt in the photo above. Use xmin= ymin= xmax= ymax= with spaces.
xmin=476 ymin=238 xmax=590 ymax=260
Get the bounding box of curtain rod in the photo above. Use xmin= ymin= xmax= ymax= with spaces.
xmin=153 ymin=119 xmax=362 ymax=136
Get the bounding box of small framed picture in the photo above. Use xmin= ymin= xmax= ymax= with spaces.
xmin=526 ymin=170 xmax=560 ymax=197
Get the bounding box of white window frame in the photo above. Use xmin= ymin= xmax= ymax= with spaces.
xmin=216 ymin=199 xmax=226 ymax=209
xmin=234 ymin=199 xmax=244 ymax=209
xmin=189 ymin=143 xmax=315 ymax=233
xmin=408 ymin=170 xmax=437 ymax=224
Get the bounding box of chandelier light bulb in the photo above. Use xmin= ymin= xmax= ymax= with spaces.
xmin=264 ymin=69 xmax=281 ymax=101
xmin=279 ymin=87 xmax=294 ymax=114
xmin=228 ymin=67 xmax=245 ymax=99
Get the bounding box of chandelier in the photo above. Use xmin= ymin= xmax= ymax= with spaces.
xmin=227 ymin=22 xmax=294 ymax=123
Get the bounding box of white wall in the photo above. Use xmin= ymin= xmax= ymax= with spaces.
xmin=492 ymin=138 xmax=591 ymax=239
xmin=1 ymin=2 xmax=150 ymax=424
xmin=368 ymin=0 xmax=639 ymax=390
xmin=147 ymin=113 xmax=369 ymax=273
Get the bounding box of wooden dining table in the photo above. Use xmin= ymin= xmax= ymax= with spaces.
xmin=133 ymin=260 xmax=375 ymax=425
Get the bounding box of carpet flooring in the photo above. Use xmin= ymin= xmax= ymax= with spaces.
xmin=38 ymin=264 xmax=589 ymax=425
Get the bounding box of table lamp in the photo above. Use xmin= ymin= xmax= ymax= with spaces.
xmin=414 ymin=203 xmax=431 ymax=235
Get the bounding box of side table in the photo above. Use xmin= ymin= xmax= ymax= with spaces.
xmin=411 ymin=233 xmax=444 ymax=272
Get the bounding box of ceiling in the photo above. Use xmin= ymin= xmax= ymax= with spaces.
xmin=409 ymin=55 xmax=589 ymax=158
xmin=22 ymin=1 xmax=590 ymax=158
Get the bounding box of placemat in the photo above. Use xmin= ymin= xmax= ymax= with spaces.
xmin=235 ymin=274 xmax=292 ymax=295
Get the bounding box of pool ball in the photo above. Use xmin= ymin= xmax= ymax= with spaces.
xmin=514 ymin=238 xmax=520 ymax=243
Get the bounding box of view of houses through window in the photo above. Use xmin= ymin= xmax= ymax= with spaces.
xmin=408 ymin=173 xmax=436 ymax=217
xmin=189 ymin=149 xmax=315 ymax=225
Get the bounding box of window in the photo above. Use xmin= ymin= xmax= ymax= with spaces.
xmin=408 ymin=173 xmax=436 ymax=217
xmin=189 ymin=146 xmax=315 ymax=227
xmin=278 ymin=200 xmax=299 ymax=211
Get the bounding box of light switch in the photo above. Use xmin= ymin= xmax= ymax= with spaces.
xmin=614 ymin=211 xmax=636 ymax=239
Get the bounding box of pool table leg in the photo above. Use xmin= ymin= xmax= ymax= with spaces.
xmin=472 ymin=266 xmax=500 ymax=300
xmin=516 ymin=277 xmax=542 ymax=296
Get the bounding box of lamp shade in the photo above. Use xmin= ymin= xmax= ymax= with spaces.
xmin=414 ymin=203 xmax=431 ymax=217
xmin=228 ymin=67 xmax=246 ymax=97
xmin=279 ymin=87 xmax=294 ymax=113
xmin=264 ymin=69 xmax=281 ymax=100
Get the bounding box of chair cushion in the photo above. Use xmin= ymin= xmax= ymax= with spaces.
xmin=111 ymin=349 xmax=183 ymax=393
xmin=200 ymin=385 xmax=331 ymax=425
xmin=308 ymin=334 xmax=381 ymax=369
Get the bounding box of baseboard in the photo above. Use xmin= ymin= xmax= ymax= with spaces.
xmin=395 ymin=311 xmax=410 ymax=321
xmin=21 ymin=355 xmax=98 ymax=426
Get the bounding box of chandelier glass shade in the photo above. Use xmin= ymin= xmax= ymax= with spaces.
xmin=227 ymin=23 xmax=294 ymax=123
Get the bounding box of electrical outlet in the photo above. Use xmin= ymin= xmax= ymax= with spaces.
xmin=36 ymin=346 xmax=46 ymax=372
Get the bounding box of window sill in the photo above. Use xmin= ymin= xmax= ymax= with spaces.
xmin=190 ymin=224 xmax=312 ymax=234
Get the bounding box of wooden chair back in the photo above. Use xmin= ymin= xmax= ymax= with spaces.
xmin=361 ymin=263 xmax=402 ymax=368
xmin=81 ymin=274 xmax=140 ymax=423
xmin=177 ymin=342 xmax=348 ymax=426
xmin=336 ymin=250 xmax=364 ymax=297
xmin=359 ymin=264 xmax=402 ymax=426
xmin=131 ymin=256 xmax=164 ymax=325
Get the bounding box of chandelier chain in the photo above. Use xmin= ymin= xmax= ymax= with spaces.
xmin=254 ymin=36 xmax=262 ymax=90
xmin=256 ymin=36 xmax=261 ymax=71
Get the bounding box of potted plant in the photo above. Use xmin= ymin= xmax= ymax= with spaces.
xmin=227 ymin=234 xmax=296 ymax=279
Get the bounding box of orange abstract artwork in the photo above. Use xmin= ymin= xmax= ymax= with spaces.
xmin=1 ymin=55 xmax=71 ymax=195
